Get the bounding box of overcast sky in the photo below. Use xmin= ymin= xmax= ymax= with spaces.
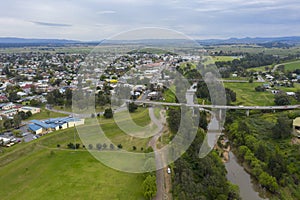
xmin=0 ymin=0 xmax=299 ymax=41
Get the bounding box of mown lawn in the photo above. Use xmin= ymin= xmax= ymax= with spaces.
xmin=26 ymin=107 xmax=68 ymax=121
xmin=0 ymin=149 xmax=145 ymax=200
xmin=53 ymin=105 xmax=106 ymax=113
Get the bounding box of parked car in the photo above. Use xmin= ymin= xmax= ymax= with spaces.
xmin=167 ymin=167 xmax=171 ymax=174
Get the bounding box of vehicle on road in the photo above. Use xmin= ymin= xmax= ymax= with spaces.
xmin=167 ymin=167 xmax=171 ymax=174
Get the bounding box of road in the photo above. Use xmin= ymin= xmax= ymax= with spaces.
xmin=147 ymin=107 xmax=170 ymax=200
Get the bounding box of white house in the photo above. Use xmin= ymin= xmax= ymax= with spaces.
xmin=18 ymin=106 xmax=41 ymax=115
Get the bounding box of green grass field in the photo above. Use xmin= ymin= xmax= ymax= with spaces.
xmin=283 ymin=60 xmax=300 ymax=71
xmin=224 ymin=82 xmax=275 ymax=106
xmin=0 ymin=108 xmax=153 ymax=200
xmin=163 ymin=87 xmax=176 ymax=103
xmin=247 ymin=65 xmax=273 ymax=72
xmin=0 ymin=149 xmax=144 ymax=200
xmin=26 ymin=107 xmax=68 ymax=121
xmin=275 ymin=83 xmax=300 ymax=92
xmin=53 ymin=106 xmax=106 ymax=114
xmin=212 ymin=56 xmax=239 ymax=62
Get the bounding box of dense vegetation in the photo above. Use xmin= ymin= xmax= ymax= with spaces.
xmin=168 ymin=108 xmax=240 ymax=200
xmin=213 ymin=53 xmax=300 ymax=78
xmin=225 ymin=110 xmax=300 ymax=199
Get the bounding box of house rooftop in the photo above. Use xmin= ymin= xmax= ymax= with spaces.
xmin=293 ymin=117 xmax=300 ymax=127
xmin=28 ymin=124 xmax=43 ymax=132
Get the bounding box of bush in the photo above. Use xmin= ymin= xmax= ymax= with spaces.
xmin=104 ymin=108 xmax=113 ymax=118
xmin=96 ymin=143 xmax=102 ymax=150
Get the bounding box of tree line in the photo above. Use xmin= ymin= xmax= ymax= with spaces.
xmin=225 ymin=110 xmax=300 ymax=198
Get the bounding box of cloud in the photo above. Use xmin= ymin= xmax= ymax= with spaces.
xmin=97 ymin=10 xmax=116 ymax=15
xmin=30 ymin=21 xmax=72 ymax=27
xmin=0 ymin=0 xmax=300 ymax=40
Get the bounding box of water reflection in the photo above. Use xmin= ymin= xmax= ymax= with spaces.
xmin=225 ymin=152 xmax=269 ymax=200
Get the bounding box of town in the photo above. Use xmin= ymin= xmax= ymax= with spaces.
xmin=0 ymin=43 xmax=300 ymax=200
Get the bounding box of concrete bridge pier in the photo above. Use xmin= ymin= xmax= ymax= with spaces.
xmin=246 ymin=109 xmax=250 ymax=117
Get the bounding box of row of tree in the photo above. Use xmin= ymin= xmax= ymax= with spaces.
xmin=225 ymin=111 xmax=300 ymax=198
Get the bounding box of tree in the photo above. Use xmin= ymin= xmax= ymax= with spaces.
xmin=18 ymin=111 xmax=27 ymax=120
xmin=65 ymin=88 xmax=72 ymax=106
xmin=30 ymin=85 xmax=36 ymax=95
xmin=67 ymin=142 xmax=75 ymax=149
xmin=88 ymin=144 xmax=93 ymax=149
xmin=128 ymin=102 xmax=138 ymax=113
xmin=268 ymin=152 xmax=287 ymax=180
xmin=255 ymin=86 xmax=266 ymax=92
xmin=254 ymin=143 xmax=267 ymax=162
xmin=132 ymin=146 xmax=137 ymax=151
xmin=30 ymin=99 xmax=41 ymax=107
xmin=296 ymin=90 xmax=300 ymax=102
xmin=102 ymin=143 xmax=107 ymax=149
xmin=13 ymin=114 xmax=22 ymax=128
xmin=104 ymin=108 xmax=113 ymax=118
xmin=12 ymin=130 xmax=21 ymax=137
xmin=117 ymin=144 xmax=123 ymax=149
xmin=96 ymin=143 xmax=102 ymax=150
xmin=3 ymin=118 xmax=12 ymax=129
xmin=225 ymin=88 xmax=237 ymax=104
xmin=110 ymin=143 xmax=114 ymax=150
xmin=199 ymin=111 xmax=208 ymax=130
xmin=26 ymin=111 xmax=32 ymax=118
xmin=142 ymin=175 xmax=157 ymax=200
xmin=272 ymin=115 xmax=292 ymax=139
xmin=167 ymin=108 xmax=181 ymax=133
xmin=8 ymin=92 xmax=20 ymax=102
xmin=258 ymin=172 xmax=278 ymax=193
xmin=274 ymin=93 xmax=290 ymax=106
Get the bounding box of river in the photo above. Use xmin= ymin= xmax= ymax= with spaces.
xmin=225 ymin=151 xmax=270 ymax=200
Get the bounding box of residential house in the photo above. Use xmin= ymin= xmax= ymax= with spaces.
xmin=293 ymin=117 xmax=300 ymax=138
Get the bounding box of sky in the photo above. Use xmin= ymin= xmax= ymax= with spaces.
xmin=0 ymin=0 xmax=300 ymax=41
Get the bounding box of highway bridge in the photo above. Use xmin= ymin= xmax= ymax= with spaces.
xmin=126 ymin=100 xmax=300 ymax=111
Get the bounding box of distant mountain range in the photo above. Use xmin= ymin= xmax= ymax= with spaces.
xmin=197 ymin=36 xmax=300 ymax=45
xmin=1 ymin=36 xmax=300 ymax=46
xmin=0 ymin=37 xmax=80 ymax=44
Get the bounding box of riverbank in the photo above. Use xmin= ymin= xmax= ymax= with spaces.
xmin=217 ymin=135 xmax=271 ymax=199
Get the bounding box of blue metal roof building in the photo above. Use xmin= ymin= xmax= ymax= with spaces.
xmin=28 ymin=117 xmax=84 ymax=134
